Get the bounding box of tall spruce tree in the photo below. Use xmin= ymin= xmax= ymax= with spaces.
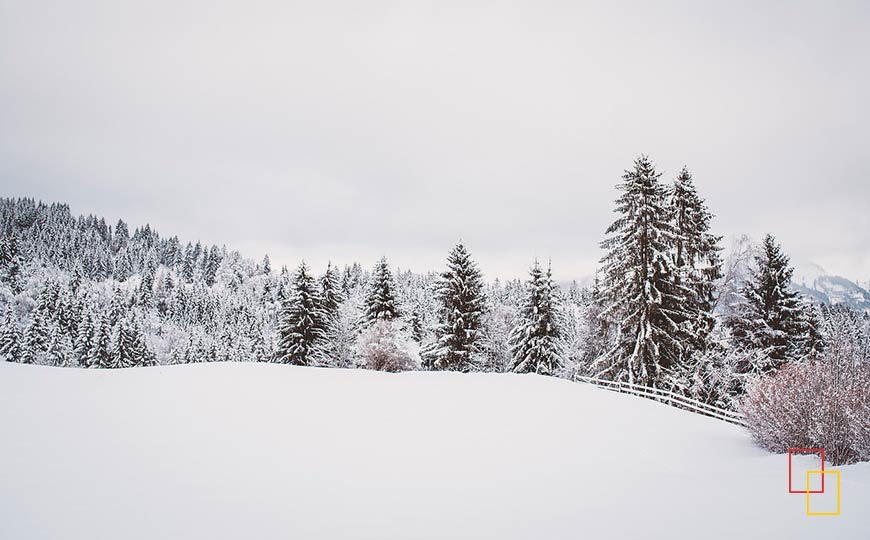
xmin=425 ymin=243 xmax=486 ymax=371
xmin=666 ymin=167 xmax=725 ymax=393
xmin=593 ymin=155 xmax=689 ymax=387
xmin=0 ymin=308 xmax=20 ymax=362
xmin=509 ymin=261 xmax=563 ymax=375
xmin=669 ymin=167 xmax=723 ymax=347
xmin=727 ymin=234 xmax=805 ymax=370
xmin=276 ymin=261 xmax=324 ymax=365
xmin=364 ymin=257 xmax=400 ymax=324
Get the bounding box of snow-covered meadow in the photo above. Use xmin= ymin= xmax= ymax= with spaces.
xmin=1 ymin=362 xmax=867 ymax=540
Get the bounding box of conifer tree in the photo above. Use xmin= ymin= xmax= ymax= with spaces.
xmin=45 ymin=325 xmax=71 ymax=367
xmin=21 ymin=308 xmax=50 ymax=364
xmin=262 ymin=254 xmax=271 ymax=275
xmin=409 ymin=308 xmax=425 ymax=344
xmin=138 ymin=267 xmax=155 ymax=308
xmin=73 ymin=312 xmax=95 ymax=366
xmin=364 ymin=257 xmax=400 ymax=324
xmin=0 ymin=233 xmax=23 ymax=293
xmin=109 ymin=317 xmax=138 ymax=369
xmin=800 ymin=300 xmax=825 ymax=359
xmin=86 ymin=316 xmax=112 ymax=368
xmin=727 ymin=234 xmax=805 ymax=370
xmin=113 ymin=249 xmax=133 ymax=282
xmin=319 ymin=261 xmax=345 ymax=322
xmin=593 ymin=155 xmax=689 ymax=387
xmin=112 ymin=219 xmax=129 ymax=253
xmin=669 ymin=167 xmax=723 ymax=348
xmin=578 ymin=277 xmax=610 ymax=373
xmin=130 ymin=316 xmax=154 ymax=366
xmin=275 ymin=261 xmax=324 ymax=365
xmin=425 ymin=243 xmax=486 ymax=371
xmin=0 ymin=308 xmax=20 ymax=362
xmin=509 ymin=261 xmax=563 ymax=375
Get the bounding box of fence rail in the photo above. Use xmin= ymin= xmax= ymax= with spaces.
xmin=573 ymin=375 xmax=747 ymax=427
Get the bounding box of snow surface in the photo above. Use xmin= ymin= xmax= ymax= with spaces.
xmin=0 ymin=362 xmax=868 ymax=540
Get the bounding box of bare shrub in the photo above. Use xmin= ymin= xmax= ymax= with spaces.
xmin=741 ymin=359 xmax=870 ymax=465
xmin=356 ymin=320 xmax=416 ymax=372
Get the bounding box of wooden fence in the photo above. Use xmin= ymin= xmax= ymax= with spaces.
xmin=573 ymin=375 xmax=747 ymax=427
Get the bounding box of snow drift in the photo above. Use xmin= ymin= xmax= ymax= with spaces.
xmin=0 ymin=362 xmax=867 ymax=539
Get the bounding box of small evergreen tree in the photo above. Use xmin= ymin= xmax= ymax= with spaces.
xmin=727 ymin=234 xmax=805 ymax=370
xmin=21 ymin=308 xmax=50 ymax=364
xmin=409 ymin=308 xmax=425 ymax=344
xmin=319 ymin=261 xmax=345 ymax=322
xmin=509 ymin=261 xmax=563 ymax=375
xmin=275 ymin=261 xmax=324 ymax=365
xmin=0 ymin=308 xmax=20 ymax=362
xmin=45 ymin=325 xmax=71 ymax=367
xmin=364 ymin=257 xmax=400 ymax=324
xmin=86 ymin=316 xmax=112 ymax=368
xmin=424 ymin=243 xmax=486 ymax=371
xmin=109 ymin=317 xmax=138 ymax=369
xmin=73 ymin=312 xmax=95 ymax=366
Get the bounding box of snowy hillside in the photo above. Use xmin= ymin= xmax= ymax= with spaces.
xmin=0 ymin=363 xmax=867 ymax=540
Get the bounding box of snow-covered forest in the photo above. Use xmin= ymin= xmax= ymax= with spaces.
xmin=1 ymin=156 xmax=868 ymax=463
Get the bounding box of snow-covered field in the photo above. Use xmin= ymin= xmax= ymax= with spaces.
xmin=0 ymin=362 xmax=867 ymax=540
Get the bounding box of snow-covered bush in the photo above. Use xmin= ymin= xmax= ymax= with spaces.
xmin=356 ymin=320 xmax=417 ymax=372
xmin=740 ymin=359 xmax=870 ymax=465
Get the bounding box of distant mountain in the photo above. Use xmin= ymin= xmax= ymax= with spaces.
xmin=791 ymin=261 xmax=870 ymax=312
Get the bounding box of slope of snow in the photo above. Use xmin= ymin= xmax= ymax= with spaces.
xmin=0 ymin=362 xmax=867 ymax=540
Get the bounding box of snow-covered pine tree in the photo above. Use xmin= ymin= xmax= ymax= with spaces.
xmin=275 ymin=261 xmax=324 ymax=365
xmin=669 ymin=167 xmax=723 ymax=349
xmin=109 ymin=317 xmax=138 ymax=369
xmin=21 ymin=308 xmax=50 ymax=364
xmin=130 ymin=316 xmax=155 ymax=367
xmin=138 ymin=265 xmax=155 ymax=308
xmin=111 ymin=219 xmax=129 ymax=253
xmin=363 ymin=257 xmax=400 ymax=324
xmin=0 ymin=233 xmax=23 ymax=293
xmin=509 ymin=261 xmax=563 ymax=375
xmin=799 ymin=299 xmax=825 ymax=359
xmin=73 ymin=312 xmax=95 ymax=366
xmin=409 ymin=307 xmax=425 ymax=343
xmin=592 ymin=155 xmax=689 ymax=387
xmin=86 ymin=315 xmax=112 ymax=368
xmin=727 ymin=234 xmax=805 ymax=371
xmin=45 ymin=325 xmax=71 ymax=367
xmin=113 ymin=248 xmax=133 ymax=282
xmin=319 ymin=261 xmax=344 ymax=322
xmin=578 ymin=275 xmax=610 ymax=374
xmin=666 ymin=167 xmax=725 ymax=394
xmin=0 ymin=308 xmax=20 ymax=362
xmin=424 ymin=243 xmax=486 ymax=371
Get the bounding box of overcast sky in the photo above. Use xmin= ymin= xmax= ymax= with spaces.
xmin=1 ymin=1 xmax=868 ymax=281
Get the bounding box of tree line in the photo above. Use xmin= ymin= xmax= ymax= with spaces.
xmin=1 ymin=158 xmax=868 ymax=419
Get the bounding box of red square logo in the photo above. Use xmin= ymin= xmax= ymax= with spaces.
xmin=788 ymin=448 xmax=825 ymax=494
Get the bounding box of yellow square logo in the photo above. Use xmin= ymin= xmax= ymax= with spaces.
xmin=805 ymin=470 xmax=840 ymax=516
